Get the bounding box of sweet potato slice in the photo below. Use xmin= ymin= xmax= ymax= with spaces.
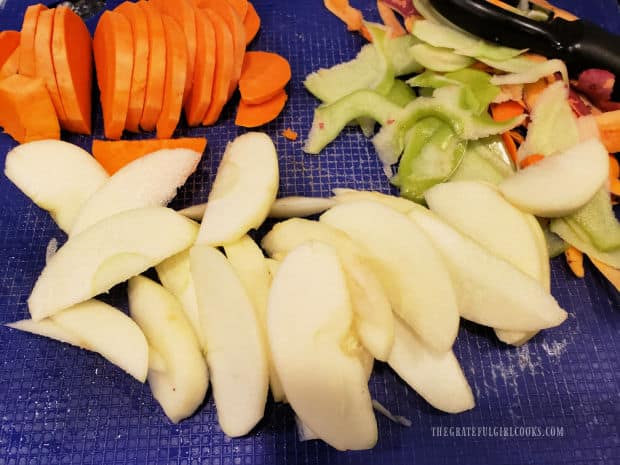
xmin=239 ymin=51 xmax=291 ymax=104
xmin=596 ymin=110 xmax=620 ymax=153
xmin=115 ymin=1 xmax=150 ymax=133
xmin=157 ymin=15 xmax=188 ymax=139
xmin=243 ymin=2 xmax=260 ymax=44
xmin=137 ymin=2 xmax=166 ymax=131
xmin=225 ymin=0 xmax=248 ymax=18
xmin=150 ymin=0 xmax=196 ymax=103
xmin=93 ymin=10 xmax=133 ymax=140
xmin=92 ymin=137 xmax=207 ymax=175
xmin=0 ymin=74 xmax=60 ymax=143
xmin=184 ymin=8 xmax=216 ymax=126
xmin=33 ymin=9 xmax=68 ymax=126
xmin=52 ymin=6 xmax=93 ymax=134
xmin=0 ymin=31 xmax=20 ymax=69
xmin=235 ymin=88 xmax=287 ymax=127
xmin=0 ymin=46 xmax=20 ymax=79
xmin=202 ymin=9 xmax=235 ymax=126
xmin=194 ymin=0 xmax=246 ymax=97
xmin=19 ymin=4 xmax=47 ymax=77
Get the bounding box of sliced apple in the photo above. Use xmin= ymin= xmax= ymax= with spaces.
xmin=268 ymin=196 xmax=336 ymax=219
xmin=190 ymin=244 xmax=268 ymax=437
xmin=196 ymin=132 xmax=279 ymax=246
xmin=4 ymin=140 xmax=109 ymax=233
xmin=28 ymin=207 xmax=199 ymax=321
xmin=267 ymin=241 xmax=377 ymax=451
xmin=179 ymin=196 xmax=335 ymax=221
xmin=425 ymin=181 xmax=550 ymax=345
xmin=8 ymin=316 xmax=163 ymax=375
xmin=128 ymin=276 xmax=208 ymax=423
xmin=8 ymin=299 xmax=148 ymax=381
xmin=148 ymin=345 xmax=168 ymax=373
xmin=6 ymin=317 xmax=85 ymax=347
xmin=331 ymin=188 xmax=418 ymax=214
xmin=70 ymin=149 xmax=202 ymax=235
xmin=265 ymin=258 xmax=281 ymax=278
xmin=499 ymin=138 xmax=609 ymax=217
xmin=496 ymin=214 xmax=552 ymax=345
xmin=320 ymin=201 xmax=460 ymax=352
xmin=223 ymin=235 xmax=285 ymax=403
xmin=388 ymin=317 xmax=475 ymax=414
xmin=155 ymin=250 xmax=203 ymax=347
xmin=408 ymin=208 xmax=568 ymax=331
xmin=262 ymin=218 xmax=394 ymax=361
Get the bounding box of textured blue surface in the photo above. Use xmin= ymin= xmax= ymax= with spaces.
xmin=0 ymin=1 xmax=619 ymax=464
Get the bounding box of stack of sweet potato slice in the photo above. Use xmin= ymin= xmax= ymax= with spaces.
xmin=0 ymin=0 xmax=289 ymax=143
xmin=95 ymin=0 xmax=281 ymax=140
xmin=0 ymin=4 xmax=92 ymax=143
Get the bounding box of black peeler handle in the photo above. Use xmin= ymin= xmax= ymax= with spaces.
xmin=560 ymin=19 xmax=620 ymax=78
xmin=428 ymin=0 xmax=620 ymax=92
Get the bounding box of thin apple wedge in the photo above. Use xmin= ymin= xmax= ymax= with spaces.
xmin=499 ymin=138 xmax=609 ymax=217
xmin=262 ymin=218 xmax=394 ymax=361
xmin=388 ymin=317 xmax=475 ymax=414
xmin=9 ymin=299 xmax=148 ymax=381
xmin=179 ymin=196 xmax=335 ymax=221
xmin=190 ymin=245 xmax=268 ymax=437
xmin=128 ymin=276 xmax=208 ymax=423
xmin=426 ymin=182 xmax=548 ymax=286
xmin=8 ymin=316 xmax=162 ymax=376
xmin=196 ymin=132 xmax=279 ymax=246
xmin=70 ymin=148 xmax=202 ymax=235
xmin=6 ymin=317 xmax=86 ymax=347
xmin=155 ymin=250 xmax=203 ymax=347
xmin=28 ymin=207 xmax=199 ymax=321
xmin=408 ymin=208 xmax=568 ymax=331
xmin=267 ymin=241 xmax=377 ymax=451
xmin=320 ymin=201 xmax=459 ymax=352
xmin=224 ymin=235 xmax=285 ymax=403
xmin=425 ymin=181 xmax=550 ymax=345
xmin=331 ymin=188 xmax=418 ymax=214
xmin=4 ymin=140 xmax=109 ymax=233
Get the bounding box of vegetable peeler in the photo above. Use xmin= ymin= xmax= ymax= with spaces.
xmin=425 ymin=0 xmax=620 ymax=84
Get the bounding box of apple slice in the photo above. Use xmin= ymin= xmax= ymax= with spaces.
xmin=155 ymin=250 xmax=203 ymax=347
xmin=265 ymin=258 xmax=280 ymax=278
xmin=331 ymin=188 xmax=418 ymax=214
xmin=496 ymin=214 xmax=551 ymax=345
xmin=6 ymin=317 xmax=86 ymax=347
xmin=499 ymin=138 xmax=609 ymax=217
xmin=268 ymin=196 xmax=336 ymax=218
xmin=388 ymin=317 xmax=475 ymax=413
xmin=128 ymin=276 xmax=208 ymax=423
xmin=262 ymin=218 xmax=394 ymax=361
xmin=425 ymin=181 xmax=550 ymax=345
xmin=190 ymin=244 xmax=268 ymax=437
xmin=196 ymin=132 xmax=278 ymax=246
xmin=9 ymin=299 xmax=148 ymax=381
xmin=179 ymin=196 xmax=334 ymax=221
xmin=29 ymin=207 xmax=199 ymax=321
xmin=267 ymin=241 xmax=377 ymax=451
xmin=320 ymin=201 xmax=460 ymax=352
xmin=4 ymin=140 xmax=109 ymax=233
xmin=70 ymin=149 xmax=201 ymax=235
xmin=408 ymin=208 xmax=568 ymax=331
xmin=426 ymin=182 xmax=548 ymax=285
xmin=223 ymin=235 xmax=285 ymax=402
xmin=8 ymin=316 xmax=164 ymax=375
xmin=148 ymin=345 xmax=168 ymax=373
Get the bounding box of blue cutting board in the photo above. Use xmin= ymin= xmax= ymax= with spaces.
xmin=0 ymin=1 xmax=618 ymax=464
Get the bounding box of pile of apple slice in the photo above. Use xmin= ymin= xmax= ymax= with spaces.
xmin=3 ymin=132 xmax=570 ymax=450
